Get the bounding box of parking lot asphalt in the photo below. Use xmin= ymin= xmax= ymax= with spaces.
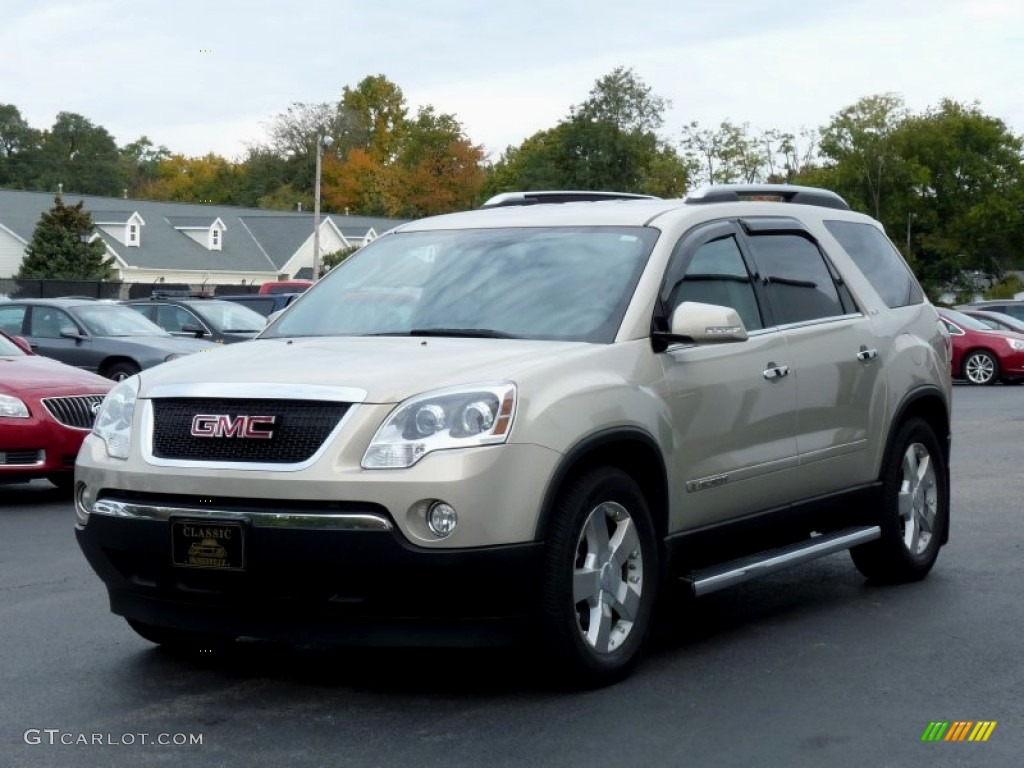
xmin=1 ymin=382 xmax=1022 ymax=767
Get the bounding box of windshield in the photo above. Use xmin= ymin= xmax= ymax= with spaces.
xmin=192 ymin=301 xmax=266 ymax=333
xmin=74 ymin=304 xmax=170 ymax=337
xmin=944 ymin=309 xmax=994 ymax=332
xmin=264 ymin=227 xmax=658 ymax=342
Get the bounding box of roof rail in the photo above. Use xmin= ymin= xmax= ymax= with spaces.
xmin=684 ymin=184 xmax=850 ymax=211
xmin=481 ymin=190 xmax=660 ymax=208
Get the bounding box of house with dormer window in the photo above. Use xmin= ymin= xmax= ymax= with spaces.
xmin=0 ymin=189 xmax=408 ymax=284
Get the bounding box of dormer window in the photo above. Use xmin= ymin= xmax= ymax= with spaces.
xmin=128 ymin=223 xmax=139 ymax=246
xmin=210 ymin=228 xmax=221 ymax=250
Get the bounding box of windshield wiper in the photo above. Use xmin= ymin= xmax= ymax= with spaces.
xmin=409 ymin=328 xmax=517 ymax=339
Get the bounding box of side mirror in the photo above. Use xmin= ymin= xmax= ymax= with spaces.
xmin=59 ymin=327 xmax=85 ymax=341
xmin=181 ymin=323 xmax=207 ymax=337
xmin=653 ymin=302 xmax=749 ymax=349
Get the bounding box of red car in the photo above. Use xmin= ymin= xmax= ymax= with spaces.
xmin=0 ymin=330 xmax=112 ymax=490
xmin=938 ymin=308 xmax=1024 ymax=385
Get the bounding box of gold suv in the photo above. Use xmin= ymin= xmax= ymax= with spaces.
xmin=75 ymin=185 xmax=952 ymax=686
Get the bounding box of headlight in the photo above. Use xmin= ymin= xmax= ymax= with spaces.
xmin=362 ymin=382 xmax=516 ymax=469
xmin=0 ymin=394 xmax=29 ymax=418
xmin=1006 ymin=338 xmax=1024 ymax=351
xmin=92 ymin=377 xmax=139 ymax=459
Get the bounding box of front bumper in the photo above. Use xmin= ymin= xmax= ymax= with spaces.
xmin=75 ymin=496 xmax=544 ymax=646
xmin=0 ymin=414 xmax=86 ymax=481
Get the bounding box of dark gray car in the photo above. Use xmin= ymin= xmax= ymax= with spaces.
xmin=0 ymin=299 xmax=218 ymax=380
xmin=122 ymin=297 xmax=266 ymax=343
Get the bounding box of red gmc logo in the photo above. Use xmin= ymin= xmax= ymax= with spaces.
xmin=190 ymin=414 xmax=277 ymax=439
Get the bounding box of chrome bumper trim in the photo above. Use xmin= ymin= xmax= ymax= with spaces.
xmin=90 ymin=499 xmax=393 ymax=531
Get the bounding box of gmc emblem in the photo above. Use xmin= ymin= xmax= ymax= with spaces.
xmin=190 ymin=414 xmax=277 ymax=439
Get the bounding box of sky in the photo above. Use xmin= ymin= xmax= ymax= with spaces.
xmin=4 ymin=0 xmax=1023 ymax=163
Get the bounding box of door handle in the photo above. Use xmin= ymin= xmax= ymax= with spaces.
xmin=763 ymin=363 xmax=790 ymax=380
xmin=857 ymin=347 xmax=878 ymax=362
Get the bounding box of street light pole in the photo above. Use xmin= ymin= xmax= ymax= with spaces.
xmin=312 ymin=134 xmax=334 ymax=280
xmin=906 ymin=212 xmax=917 ymax=257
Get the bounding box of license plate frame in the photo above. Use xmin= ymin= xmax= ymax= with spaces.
xmin=171 ymin=518 xmax=246 ymax=571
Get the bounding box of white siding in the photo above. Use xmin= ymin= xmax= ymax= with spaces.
xmin=0 ymin=228 xmax=27 ymax=278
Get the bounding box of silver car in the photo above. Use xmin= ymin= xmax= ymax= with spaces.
xmin=75 ymin=185 xmax=952 ymax=685
xmin=0 ymin=299 xmax=218 ymax=380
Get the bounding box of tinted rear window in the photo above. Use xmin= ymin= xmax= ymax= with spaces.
xmin=825 ymin=221 xmax=924 ymax=308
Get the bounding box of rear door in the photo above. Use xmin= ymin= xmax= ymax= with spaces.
xmin=739 ymin=218 xmax=885 ymax=493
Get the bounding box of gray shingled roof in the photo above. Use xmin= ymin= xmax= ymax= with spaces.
xmin=0 ymin=189 xmax=410 ymax=275
xmin=92 ymin=211 xmax=138 ymax=224
xmin=166 ymin=216 xmax=222 ymax=228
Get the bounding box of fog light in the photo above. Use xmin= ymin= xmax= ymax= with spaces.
xmin=427 ymin=501 xmax=458 ymax=538
xmin=74 ymin=482 xmax=94 ymax=528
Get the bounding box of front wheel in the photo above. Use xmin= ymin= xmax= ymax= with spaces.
xmin=963 ymin=350 xmax=998 ymax=385
xmin=104 ymin=361 xmax=141 ymax=382
xmin=850 ymin=418 xmax=949 ymax=583
xmin=540 ymin=467 xmax=659 ymax=687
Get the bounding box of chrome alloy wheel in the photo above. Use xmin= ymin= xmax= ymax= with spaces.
xmin=964 ymin=352 xmax=996 ymax=384
xmin=572 ymin=501 xmax=643 ymax=654
xmin=899 ymin=442 xmax=937 ymax=556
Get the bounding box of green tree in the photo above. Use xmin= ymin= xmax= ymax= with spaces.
xmin=119 ymin=136 xmax=171 ymax=196
xmin=891 ymin=99 xmax=1024 ymax=290
xmin=816 ymin=93 xmax=910 ymax=219
xmin=16 ymin=196 xmax=111 ymax=279
xmin=0 ymin=103 xmax=43 ymax=188
xmin=36 ymin=112 xmax=125 ymax=196
xmin=485 ymin=68 xmax=688 ymax=197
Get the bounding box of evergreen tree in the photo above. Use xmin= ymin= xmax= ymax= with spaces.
xmin=16 ymin=196 xmax=112 ymax=279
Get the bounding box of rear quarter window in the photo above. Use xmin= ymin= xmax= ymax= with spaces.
xmin=825 ymin=220 xmax=924 ymax=308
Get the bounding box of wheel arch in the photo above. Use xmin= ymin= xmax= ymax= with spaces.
xmin=98 ymin=356 xmax=140 ymax=377
xmin=534 ymin=427 xmax=669 ymax=543
xmin=879 ymin=385 xmax=951 ymax=543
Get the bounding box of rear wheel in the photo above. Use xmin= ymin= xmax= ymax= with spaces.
xmin=851 ymin=418 xmax=948 ymax=582
xmin=540 ymin=467 xmax=659 ymax=687
xmin=963 ymin=350 xmax=998 ymax=385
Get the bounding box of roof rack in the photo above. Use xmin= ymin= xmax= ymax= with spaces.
xmin=684 ymin=184 xmax=850 ymax=211
xmin=481 ymin=190 xmax=660 ymax=208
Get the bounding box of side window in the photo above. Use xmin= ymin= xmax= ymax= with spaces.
xmin=745 ymin=234 xmax=844 ymax=325
xmin=0 ymin=305 xmax=26 ymax=335
xmin=824 ymin=220 xmax=924 ymax=308
xmin=156 ymin=305 xmax=200 ymax=333
xmin=666 ymin=236 xmax=763 ymax=331
xmin=30 ymin=307 xmax=78 ymax=338
xmin=941 ymin=319 xmax=964 ymax=336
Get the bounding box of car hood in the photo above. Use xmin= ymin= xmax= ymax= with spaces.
xmin=136 ymin=336 xmax=601 ymax=403
xmin=94 ymin=335 xmax=220 ymax=355
xmin=0 ymin=354 xmax=112 ymax=395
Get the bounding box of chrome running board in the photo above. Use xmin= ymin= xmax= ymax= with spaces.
xmin=682 ymin=525 xmax=881 ymax=597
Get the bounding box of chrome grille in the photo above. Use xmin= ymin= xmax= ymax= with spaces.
xmin=42 ymin=395 xmax=107 ymax=430
xmin=151 ymin=398 xmax=350 ymax=464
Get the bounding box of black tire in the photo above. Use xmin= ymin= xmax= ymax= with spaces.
xmin=850 ymin=418 xmax=949 ymax=583
xmin=104 ymin=361 xmax=140 ymax=381
xmin=962 ymin=350 xmax=998 ymax=385
xmin=126 ymin=619 xmax=234 ymax=652
xmin=540 ymin=467 xmax=659 ymax=687
xmin=47 ymin=473 xmax=75 ymax=493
